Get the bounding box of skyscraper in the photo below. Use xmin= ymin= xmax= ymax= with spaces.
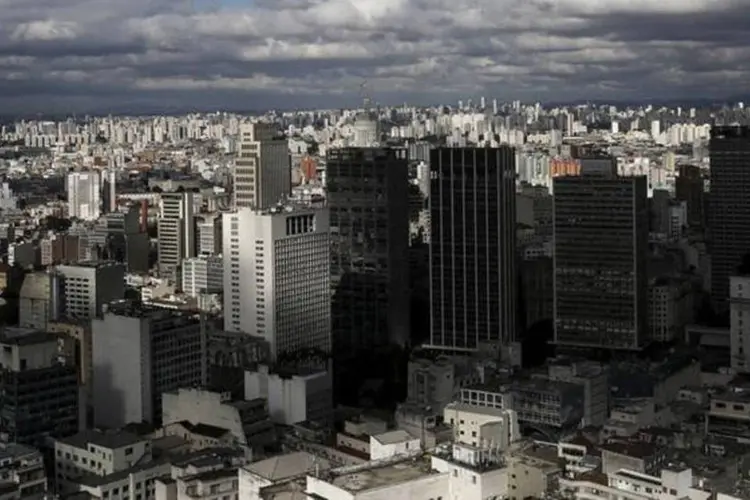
xmin=327 ymin=147 xmax=410 ymax=355
xmin=675 ymin=164 xmax=704 ymax=229
xmin=709 ymin=126 xmax=750 ymax=312
xmin=157 ymin=192 xmax=196 ymax=279
xmin=67 ymin=171 xmax=101 ymax=221
xmin=101 ymin=168 xmax=117 ymax=213
xmin=222 ymin=206 xmax=331 ymax=361
xmin=428 ymin=147 xmax=517 ymax=351
xmin=234 ymin=123 xmax=290 ymax=209
xmin=553 ymin=162 xmax=648 ymax=351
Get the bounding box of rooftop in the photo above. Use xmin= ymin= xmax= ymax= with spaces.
xmin=600 ymin=441 xmax=658 ymax=459
xmin=0 ymin=442 xmax=40 ymax=461
xmin=182 ymin=467 xmax=238 ymax=484
xmin=0 ymin=327 xmax=58 ymax=346
xmin=57 ymin=429 xmax=145 ymax=451
xmin=331 ymin=459 xmax=435 ymax=493
xmin=244 ymin=451 xmax=330 ymax=482
xmin=372 ymin=430 xmax=413 ymax=445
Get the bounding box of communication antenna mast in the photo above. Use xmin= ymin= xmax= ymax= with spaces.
xmin=359 ymin=81 xmax=372 ymax=112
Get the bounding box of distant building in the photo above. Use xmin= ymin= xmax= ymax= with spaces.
xmin=68 ymin=171 xmax=101 ymax=221
xmin=234 ymin=122 xmax=291 ymax=210
xmin=675 ymin=164 xmax=704 ymax=229
xmin=181 ymin=255 xmax=223 ymax=297
xmin=101 ymin=168 xmax=117 ymax=214
xmin=0 ymin=329 xmax=79 ymax=448
xmin=91 ymin=301 xmax=203 ymax=428
xmin=157 ymin=192 xmax=196 ymax=280
xmin=196 ymin=213 xmax=223 ymax=255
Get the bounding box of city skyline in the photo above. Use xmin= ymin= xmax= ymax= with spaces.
xmin=1 ymin=0 xmax=750 ymax=113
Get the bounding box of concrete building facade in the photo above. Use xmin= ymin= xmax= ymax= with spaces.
xmin=91 ymin=301 xmax=203 ymax=428
xmin=222 ymin=206 xmax=331 ymax=361
xmin=234 ymin=122 xmax=290 ymax=210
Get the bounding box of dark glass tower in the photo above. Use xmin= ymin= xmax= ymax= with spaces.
xmin=708 ymin=126 xmax=750 ymax=312
xmin=327 ymin=148 xmax=410 ymax=356
xmin=675 ymin=164 xmax=704 ymax=229
xmin=0 ymin=331 xmax=79 ymax=448
xmin=553 ymin=165 xmax=648 ymax=351
xmin=428 ymin=147 xmax=517 ymax=351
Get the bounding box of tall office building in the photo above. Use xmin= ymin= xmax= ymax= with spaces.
xmin=553 ymin=160 xmax=648 ymax=351
xmin=157 ymin=192 xmax=196 ymax=279
xmin=67 ymin=171 xmax=101 ymax=221
xmin=708 ymin=126 xmax=750 ymax=312
xmin=101 ymin=168 xmax=117 ymax=213
xmin=428 ymin=147 xmax=517 ymax=351
xmin=234 ymin=123 xmax=291 ymax=210
xmin=675 ymin=164 xmax=704 ymax=229
xmin=222 ymin=206 xmax=331 ymax=361
xmin=92 ymin=301 xmax=203 ymax=428
xmin=327 ymin=148 xmax=410 ymax=357
xmin=0 ymin=328 xmax=79 ymax=447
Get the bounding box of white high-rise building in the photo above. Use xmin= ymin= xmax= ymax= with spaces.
xmin=223 ymin=206 xmax=331 ymax=361
xmin=67 ymin=171 xmax=101 ymax=221
xmin=181 ymin=255 xmax=223 ymax=297
xmin=234 ymin=123 xmax=290 ymax=210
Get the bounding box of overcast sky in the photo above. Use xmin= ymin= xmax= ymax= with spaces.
xmin=0 ymin=0 xmax=749 ymax=114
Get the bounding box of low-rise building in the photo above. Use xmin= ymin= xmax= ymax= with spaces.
xmin=54 ymin=429 xmax=151 ymax=493
xmin=443 ymin=403 xmax=520 ymax=450
xmin=239 ymin=451 xmax=331 ymax=500
xmin=162 ymin=388 xmax=275 ymax=452
xmin=0 ymin=443 xmax=47 ymax=499
xmin=560 ymin=466 xmax=711 ymax=500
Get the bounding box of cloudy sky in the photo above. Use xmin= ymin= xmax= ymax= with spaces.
xmin=0 ymin=0 xmax=748 ymax=114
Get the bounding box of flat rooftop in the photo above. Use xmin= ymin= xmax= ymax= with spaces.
xmin=331 ymin=460 xmax=435 ymax=493
xmin=0 ymin=328 xmax=57 ymax=346
xmin=58 ymin=429 xmax=145 ymax=451
xmin=372 ymin=430 xmax=413 ymax=445
xmin=245 ymin=451 xmax=330 ymax=482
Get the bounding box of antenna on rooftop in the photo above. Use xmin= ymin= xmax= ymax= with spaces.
xmin=359 ymin=81 xmax=372 ymax=112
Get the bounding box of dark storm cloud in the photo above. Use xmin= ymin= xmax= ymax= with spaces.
xmin=0 ymin=0 xmax=749 ymax=113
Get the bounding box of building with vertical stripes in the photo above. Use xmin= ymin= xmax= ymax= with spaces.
xmin=553 ymin=160 xmax=648 ymax=351
xmin=428 ymin=147 xmax=517 ymax=351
